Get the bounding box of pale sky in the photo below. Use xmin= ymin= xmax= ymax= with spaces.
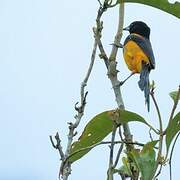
xmin=0 ymin=0 xmax=179 ymax=180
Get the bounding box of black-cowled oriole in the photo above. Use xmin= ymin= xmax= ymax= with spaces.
xmin=123 ymin=21 xmax=155 ymax=111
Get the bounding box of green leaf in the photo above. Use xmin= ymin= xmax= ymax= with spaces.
xmin=69 ymin=109 xmax=148 ymax=163
xmin=116 ymin=165 xmax=131 ymax=177
xmin=129 ymin=141 xmax=157 ymax=180
xmin=69 ymin=111 xmax=113 ymax=163
xmin=166 ymin=112 xmax=180 ymax=154
xmin=142 ymin=140 xmax=158 ymax=152
xmin=115 ymin=157 xmax=132 ymax=177
xmin=143 ymin=140 xmax=159 ymax=151
xmin=117 ymin=109 xmax=148 ymax=125
xmin=124 ymin=0 xmax=180 ymax=18
xmin=169 ymin=91 xmax=180 ymax=102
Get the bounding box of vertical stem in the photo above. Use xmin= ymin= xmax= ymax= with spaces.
xmin=151 ymin=91 xmax=163 ymax=133
xmin=150 ymin=90 xmax=164 ymax=179
xmin=107 ymin=125 xmax=117 ymax=180
xmin=95 ymin=1 xmax=133 ymax=179
xmin=108 ymin=0 xmax=132 ymax=143
xmin=109 ymin=0 xmax=124 ymax=62
xmin=107 ymin=1 xmax=133 ymax=179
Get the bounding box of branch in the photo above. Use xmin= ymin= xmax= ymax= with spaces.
xmin=95 ymin=2 xmax=109 ymax=68
xmin=80 ymin=39 xmax=98 ymax=107
xmin=113 ymin=143 xmax=124 ymax=167
xmin=105 ymin=1 xmax=134 ymax=179
xmin=108 ymin=0 xmax=119 ymax=8
xmin=109 ymin=0 xmax=124 ymax=62
xmin=150 ymin=87 xmax=163 ymax=133
xmin=107 ymin=0 xmax=132 ymax=143
xmin=150 ymin=87 xmax=163 ymax=151
xmin=149 ymin=128 xmax=154 ymax=141
xmin=50 ymin=25 xmax=98 ymax=179
xmin=154 ymin=164 xmax=163 ymax=179
xmin=107 ymin=124 xmax=118 ymax=180
xmin=144 ymin=121 xmax=159 ymax=135
xmin=94 ymin=3 xmax=133 ymax=178
xmin=50 ymin=132 xmax=65 ymax=161
xmin=150 ymin=87 xmax=164 ymax=179
xmin=60 ymin=37 xmax=98 ymax=180
xmin=113 ymin=127 xmax=124 ymax=168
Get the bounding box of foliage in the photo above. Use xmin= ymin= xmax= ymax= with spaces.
xmin=69 ymin=111 xmax=113 ymax=163
xmin=69 ymin=109 xmax=151 ymax=163
xmin=69 ymin=87 xmax=180 ymax=178
xmin=128 ymin=141 xmax=158 ymax=180
xmin=169 ymin=91 xmax=180 ymax=102
xmin=124 ymin=0 xmax=180 ymax=18
xmin=166 ymin=112 xmax=180 ymax=154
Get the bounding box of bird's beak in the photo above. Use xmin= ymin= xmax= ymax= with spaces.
xmin=123 ymin=26 xmax=130 ymax=31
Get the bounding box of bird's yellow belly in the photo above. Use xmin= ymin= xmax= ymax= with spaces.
xmin=123 ymin=41 xmax=149 ymax=73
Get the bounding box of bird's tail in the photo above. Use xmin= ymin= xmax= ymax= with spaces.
xmin=138 ymin=63 xmax=150 ymax=112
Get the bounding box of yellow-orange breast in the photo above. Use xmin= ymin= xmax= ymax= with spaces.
xmin=123 ymin=40 xmax=149 ymax=73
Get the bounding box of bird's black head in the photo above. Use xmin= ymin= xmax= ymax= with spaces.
xmin=123 ymin=21 xmax=150 ymax=39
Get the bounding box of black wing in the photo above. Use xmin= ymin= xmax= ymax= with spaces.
xmin=124 ymin=34 xmax=155 ymax=70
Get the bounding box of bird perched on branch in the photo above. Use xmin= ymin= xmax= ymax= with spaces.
xmin=122 ymin=21 xmax=155 ymax=111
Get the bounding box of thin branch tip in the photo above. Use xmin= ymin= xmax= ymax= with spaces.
xmin=73 ymin=131 xmax=78 ymax=137
xmin=83 ymin=91 xmax=88 ymax=105
xmin=97 ymin=0 xmax=102 ymax=6
xmin=55 ymin=132 xmax=60 ymax=139
xmin=110 ymin=43 xmax=123 ymax=48
xmin=49 ymin=135 xmax=57 ymax=149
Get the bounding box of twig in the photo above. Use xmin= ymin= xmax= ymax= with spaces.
xmin=113 ymin=142 xmax=124 ymax=168
xmin=50 ymin=133 xmax=65 ymax=161
xmin=149 ymin=128 xmax=154 ymax=141
xmin=113 ymin=127 xmax=124 ymax=168
xmin=150 ymin=87 xmax=163 ymax=152
xmin=109 ymin=0 xmax=124 ymax=62
xmin=50 ymin=23 xmax=98 ymax=180
xmin=60 ymin=36 xmax=98 ymax=180
xmin=150 ymin=87 xmax=163 ymax=133
xmin=143 ymin=121 xmax=159 ymax=135
xmin=108 ymin=0 xmax=119 ymax=8
xmin=80 ymin=40 xmax=98 ymax=107
xmin=154 ymin=164 xmax=163 ymax=179
xmin=95 ymin=3 xmax=109 ymax=68
xmin=118 ymin=125 xmax=124 ymax=141
xmin=150 ymin=87 xmax=164 ymax=178
xmin=107 ymin=124 xmax=117 ymax=180
xmin=169 ymin=131 xmax=180 ymax=180
xmin=110 ymin=125 xmax=117 ymax=165
xmin=50 ymin=135 xmax=57 ymax=148
xmin=98 ymin=38 xmax=109 ymax=68
xmin=98 ymin=0 xmax=102 ymax=6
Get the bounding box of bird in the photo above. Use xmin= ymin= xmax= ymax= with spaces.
xmin=122 ymin=21 xmax=155 ymax=111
